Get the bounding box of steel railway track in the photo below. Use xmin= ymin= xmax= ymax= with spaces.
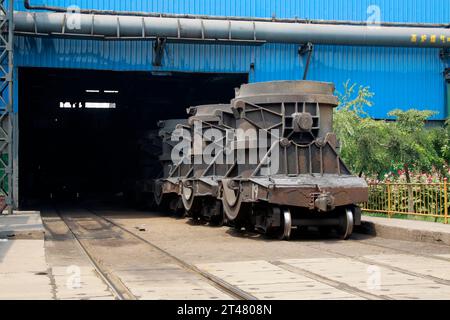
xmin=54 ymin=207 xmax=450 ymax=300
xmin=56 ymin=207 xmax=255 ymax=300
xmin=55 ymin=209 xmax=135 ymax=300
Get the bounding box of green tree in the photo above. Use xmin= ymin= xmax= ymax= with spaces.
xmin=437 ymin=120 xmax=450 ymax=163
xmin=385 ymin=109 xmax=443 ymax=212
xmin=387 ymin=109 xmax=441 ymax=182
xmin=334 ymin=81 xmax=390 ymax=177
xmin=334 ymin=81 xmax=447 ymax=180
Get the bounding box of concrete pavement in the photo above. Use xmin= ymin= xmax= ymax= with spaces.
xmin=0 ymin=239 xmax=53 ymax=299
xmin=99 ymin=209 xmax=450 ymax=300
xmin=1 ymin=209 xmax=450 ymax=300
xmin=0 ymin=211 xmax=45 ymax=239
xmin=0 ymin=211 xmax=115 ymax=300
xmin=359 ymin=216 xmax=450 ymax=246
xmin=0 ymin=211 xmax=52 ymax=299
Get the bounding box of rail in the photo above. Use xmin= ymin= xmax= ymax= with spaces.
xmin=362 ymin=179 xmax=449 ymax=224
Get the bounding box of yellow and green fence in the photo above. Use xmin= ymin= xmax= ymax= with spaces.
xmin=362 ymin=179 xmax=449 ymax=224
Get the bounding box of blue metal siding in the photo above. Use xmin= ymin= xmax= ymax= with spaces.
xmin=14 ymin=0 xmax=450 ymax=23
xmin=13 ymin=1 xmax=450 ymax=119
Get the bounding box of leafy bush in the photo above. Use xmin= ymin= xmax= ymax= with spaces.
xmin=334 ymin=81 xmax=450 ymax=181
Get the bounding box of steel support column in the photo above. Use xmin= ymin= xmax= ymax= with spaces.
xmin=0 ymin=0 xmax=14 ymax=214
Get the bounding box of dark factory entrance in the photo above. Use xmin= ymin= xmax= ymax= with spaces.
xmin=18 ymin=67 xmax=248 ymax=208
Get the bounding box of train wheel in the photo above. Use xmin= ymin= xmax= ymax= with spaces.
xmin=266 ymin=207 xmax=292 ymax=240
xmin=222 ymin=180 xmax=244 ymax=222
xmin=181 ymin=183 xmax=196 ymax=212
xmin=153 ymin=185 xmax=173 ymax=212
xmin=279 ymin=208 xmax=292 ymax=240
xmin=154 ymin=180 xmax=164 ymax=207
xmin=337 ymin=207 xmax=354 ymax=240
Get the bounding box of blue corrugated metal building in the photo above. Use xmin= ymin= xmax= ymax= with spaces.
xmin=6 ymin=0 xmax=450 ymax=208
xmin=14 ymin=0 xmax=450 ymax=120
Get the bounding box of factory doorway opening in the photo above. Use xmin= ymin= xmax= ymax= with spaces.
xmin=18 ymin=67 xmax=248 ymax=208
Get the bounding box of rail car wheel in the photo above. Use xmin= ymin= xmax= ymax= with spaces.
xmin=154 ymin=180 xmax=166 ymax=207
xmin=222 ymin=187 xmax=252 ymax=230
xmin=337 ymin=207 xmax=354 ymax=240
xmin=181 ymin=183 xmax=196 ymax=212
xmin=265 ymin=207 xmax=292 ymax=240
xmin=280 ymin=208 xmax=292 ymax=240
xmin=153 ymin=182 xmax=172 ymax=212
xmin=222 ymin=180 xmax=244 ymax=222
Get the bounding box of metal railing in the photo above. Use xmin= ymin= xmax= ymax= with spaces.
xmin=362 ymin=179 xmax=449 ymax=224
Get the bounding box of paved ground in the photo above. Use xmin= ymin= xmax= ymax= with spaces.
xmin=1 ymin=207 xmax=450 ymax=300
xmin=361 ymin=216 xmax=450 ymax=245
xmin=0 ymin=211 xmax=45 ymax=239
xmin=0 ymin=211 xmax=51 ymax=300
xmin=43 ymin=211 xmax=116 ymax=300
xmin=0 ymin=239 xmax=52 ymax=299
xmin=97 ymin=209 xmax=450 ymax=300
